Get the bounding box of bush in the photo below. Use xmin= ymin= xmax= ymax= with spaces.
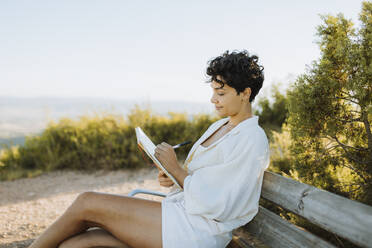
xmin=0 ymin=107 xmax=217 ymax=179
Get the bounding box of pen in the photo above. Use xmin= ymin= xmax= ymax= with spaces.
xmin=172 ymin=141 xmax=192 ymax=149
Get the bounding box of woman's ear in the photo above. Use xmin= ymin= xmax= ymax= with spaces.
xmin=243 ymin=87 xmax=251 ymax=102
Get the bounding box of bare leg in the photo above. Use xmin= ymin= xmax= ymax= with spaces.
xmin=58 ymin=227 xmax=130 ymax=248
xmin=29 ymin=192 xmax=162 ymax=248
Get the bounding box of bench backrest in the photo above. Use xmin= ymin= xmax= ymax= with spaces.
xmin=234 ymin=171 xmax=372 ymax=248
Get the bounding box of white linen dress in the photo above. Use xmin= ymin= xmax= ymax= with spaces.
xmin=161 ymin=115 xmax=270 ymax=248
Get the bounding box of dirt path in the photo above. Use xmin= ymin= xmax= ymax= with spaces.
xmin=0 ymin=168 xmax=170 ymax=247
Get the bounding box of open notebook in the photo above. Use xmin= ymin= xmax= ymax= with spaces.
xmin=135 ymin=127 xmax=181 ymax=189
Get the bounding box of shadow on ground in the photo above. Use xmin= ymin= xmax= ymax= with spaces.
xmin=1 ymin=238 xmax=34 ymax=248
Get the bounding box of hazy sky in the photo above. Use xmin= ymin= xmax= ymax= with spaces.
xmin=0 ymin=0 xmax=366 ymax=103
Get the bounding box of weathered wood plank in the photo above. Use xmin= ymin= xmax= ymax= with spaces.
xmin=227 ymin=237 xmax=245 ymax=248
xmin=230 ymin=230 xmax=269 ymax=248
xmin=261 ymin=171 xmax=372 ymax=248
xmin=238 ymin=206 xmax=336 ymax=248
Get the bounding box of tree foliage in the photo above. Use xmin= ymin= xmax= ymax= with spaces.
xmin=286 ymin=2 xmax=372 ymax=205
xmin=254 ymin=83 xmax=289 ymax=136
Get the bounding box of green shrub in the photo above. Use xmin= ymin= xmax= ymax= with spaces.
xmin=0 ymin=107 xmax=217 ymax=179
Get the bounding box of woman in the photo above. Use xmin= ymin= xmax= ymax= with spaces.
xmin=29 ymin=50 xmax=270 ymax=248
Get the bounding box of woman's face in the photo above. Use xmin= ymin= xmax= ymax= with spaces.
xmin=210 ymin=75 xmax=249 ymax=118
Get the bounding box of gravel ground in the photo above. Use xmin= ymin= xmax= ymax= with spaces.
xmin=0 ymin=168 xmax=170 ymax=248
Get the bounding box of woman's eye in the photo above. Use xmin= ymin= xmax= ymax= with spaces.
xmin=217 ymin=93 xmax=225 ymax=96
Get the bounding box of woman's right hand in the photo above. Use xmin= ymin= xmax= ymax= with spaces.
xmin=158 ymin=170 xmax=174 ymax=187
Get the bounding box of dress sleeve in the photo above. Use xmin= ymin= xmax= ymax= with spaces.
xmin=183 ymin=131 xmax=270 ymax=222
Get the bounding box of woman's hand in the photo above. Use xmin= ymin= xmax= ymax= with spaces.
xmin=155 ymin=142 xmax=188 ymax=189
xmin=157 ymin=170 xmax=175 ymax=187
xmin=154 ymin=142 xmax=180 ymax=174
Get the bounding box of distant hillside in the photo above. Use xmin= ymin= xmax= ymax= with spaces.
xmin=0 ymin=136 xmax=27 ymax=148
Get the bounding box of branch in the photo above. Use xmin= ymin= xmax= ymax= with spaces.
xmin=323 ymin=144 xmax=340 ymax=153
xmin=321 ymin=135 xmax=369 ymax=186
xmin=345 ymin=153 xmax=370 ymax=166
xmin=331 ymin=136 xmax=367 ymax=151
xmin=361 ymin=110 xmax=372 ymax=156
xmin=340 ymin=89 xmax=357 ymax=99
xmin=340 ymin=161 xmax=368 ymax=183
xmin=337 ymin=183 xmax=363 ymax=194
xmin=320 ymin=135 xmax=370 ymax=180
xmin=349 ymin=110 xmax=362 ymax=114
xmin=332 ymin=116 xmax=363 ymax=123
xmin=332 ymin=135 xmax=370 ymax=166
xmin=343 ymin=185 xmax=362 ymax=193
xmin=334 ymin=96 xmax=360 ymax=105
xmin=322 ymin=147 xmax=368 ymax=183
xmin=337 ymin=182 xmax=364 ymax=187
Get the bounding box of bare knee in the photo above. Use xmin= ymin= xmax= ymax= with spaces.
xmin=72 ymin=191 xmax=117 ymax=226
xmin=75 ymin=191 xmax=97 ymax=204
xmin=69 ymin=191 xmax=96 ymax=212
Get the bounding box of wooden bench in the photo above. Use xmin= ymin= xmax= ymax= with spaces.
xmin=129 ymin=171 xmax=372 ymax=248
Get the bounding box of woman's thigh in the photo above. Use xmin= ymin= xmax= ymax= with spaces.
xmin=76 ymin=192 xmax=162 ymax=248
xmin=58 ymin=227 xmax=130 ymax=248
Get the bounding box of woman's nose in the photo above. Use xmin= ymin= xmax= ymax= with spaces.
xmin=210 ymin=94 xmax=218 ymax=104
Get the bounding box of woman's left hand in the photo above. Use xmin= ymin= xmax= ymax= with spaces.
xmin=154 ymin=142 xmax=180 ymax=174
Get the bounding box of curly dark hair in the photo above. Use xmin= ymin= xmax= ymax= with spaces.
xmin=206 ymin=50 xmax=264 ymax=102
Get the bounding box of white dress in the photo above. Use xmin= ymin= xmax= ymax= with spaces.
xmin=161 ymin=115 xmax=270 ymax=248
